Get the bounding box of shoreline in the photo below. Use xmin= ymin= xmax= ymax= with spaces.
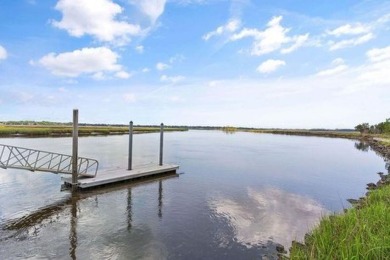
xmin=1 ymin=126 xmax=389 ymax=257
xmin=0 ymin=125 xmax=188 ymax=138
xmin=287 ymin=135 xmax=390 ymax=259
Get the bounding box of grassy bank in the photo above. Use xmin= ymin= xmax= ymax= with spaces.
xmin=229 ymin=128 xmax=390 ymax=258
xmin=0 ymin=125 xmax=188 ymax=137
xmin=244 ymin=129 xmax=361 ymax=139
xmin=290 ymin=184 xmax=390 ymax=259
xmin=287 ymin=133 xmax=390 ymax=259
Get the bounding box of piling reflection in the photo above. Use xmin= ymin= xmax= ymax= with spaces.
xmin=69 ymin=193 xmax=78 ymax=260
xmin=209 ymin=187 xmax=328 ymax=249
xmin=158 ymin=181 xmax=163 ymax=218
xmin=1 ymin=173 xmax=177 ymax=259
xmin=127 ymin=188 xmax=132 ymax=231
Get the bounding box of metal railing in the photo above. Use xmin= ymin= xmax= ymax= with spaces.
xmin=0 ymin=144 xmax=98 ymax=177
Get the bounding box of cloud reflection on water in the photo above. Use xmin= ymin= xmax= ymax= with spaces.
xmin=210 ymin=187 xmax=328 ymax=249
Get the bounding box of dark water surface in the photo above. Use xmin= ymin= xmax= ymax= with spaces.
xmin=0 ymin=131 xmax=386 ymax=259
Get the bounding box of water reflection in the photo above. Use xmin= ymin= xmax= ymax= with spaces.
xmin=158 ymin=181 xmax=163 ymax=218
xmin=1 ymin=173 xmax=177 ymax=259
xmin=210 ymin=187 xmax=328 ymax=249
xmin=127 ymin=189 xmax=132 ymax=231
xmin=354 ymin=141 xmax=390 ymax=174
xmin=0 ymin=132 xmax=386 ymax=258
xmin=354 ymin=141 xmax=370 ymax=152
xmin=69 ymin=194 xmax=78 ymax=260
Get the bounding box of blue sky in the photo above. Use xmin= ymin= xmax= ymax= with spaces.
xmin=0 ymin=0 xmax=389 ymax=128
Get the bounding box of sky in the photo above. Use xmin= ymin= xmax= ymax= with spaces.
xmin=0 ymin=0 xmax=389 ymax=128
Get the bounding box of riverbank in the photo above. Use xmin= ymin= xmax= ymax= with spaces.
xmin=288 ymin=135 xmax=390 ymax=259
xmin=244 ymin=129 xmax=361 ymax=139
xmin=0 ymin=125 xmax=188 ymax=137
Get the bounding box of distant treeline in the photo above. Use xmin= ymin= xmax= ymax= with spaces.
xmin=355 ymin=119 xmax=390 ymax=134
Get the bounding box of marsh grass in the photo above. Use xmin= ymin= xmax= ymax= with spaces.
xmin=0 ymin=125 xmax=187 ymax=137
xmin=379 ymin=135 xmax=390 ymax=147
xmin=290 ymin=185 xmax=390 ymax=259
xmin=245 ymin=129 xmax=361 ymax=139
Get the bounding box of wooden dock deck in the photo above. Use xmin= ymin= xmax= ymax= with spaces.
xmin=62 ymin=164 xmax=179 ymax=189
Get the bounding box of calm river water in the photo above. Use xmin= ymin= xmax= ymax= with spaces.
xmin=0 ymin=130 xmax=387 ymax=259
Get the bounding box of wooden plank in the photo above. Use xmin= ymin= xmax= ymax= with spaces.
xmin=62 ymin=164 xmax=179 ymax=189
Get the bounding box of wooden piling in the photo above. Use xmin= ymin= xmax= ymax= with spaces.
xmin=72 ymin=109 xmax=78 ymax=188
xmin=159 ymin=123 xmax=164 ymax=166
xmin=128 ymin=121 xmax=133 ymax=170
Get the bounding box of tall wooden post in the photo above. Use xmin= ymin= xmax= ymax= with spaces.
xmin=72 ymin=109 xmax=78 ymax=189
xmin=159 ymin=123 xmax=164 ymax=166
xmin=128 ymin=121 xmax=133 ymax=170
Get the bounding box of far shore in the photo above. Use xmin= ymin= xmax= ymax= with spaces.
xmin=2 ymin=123 xmax=390 ymax=149
xmin=2 ymin=124 xmax=390 ymax=146
xmin=0 ymin=125 xmax=188 ymax=137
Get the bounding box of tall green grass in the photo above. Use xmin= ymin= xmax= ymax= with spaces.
xmin=290 ymin=185 xmax=390 ymax=259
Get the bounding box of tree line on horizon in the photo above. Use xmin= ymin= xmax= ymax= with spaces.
xmin=355 ymin=118 xmax=390 ymax=134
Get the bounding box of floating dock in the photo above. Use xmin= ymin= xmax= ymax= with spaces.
xmin=62 ymin=164 xmax=179 ymax=189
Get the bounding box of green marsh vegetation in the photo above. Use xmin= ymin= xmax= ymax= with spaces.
xmin=288 ymin=118 xmax=390 ymax=259
xmin=289 ymin=184 xmax=390 ymax=259
xmin=221 ymin=126 xmax=237 ymax=133
xmin=0 ymin=122 xmax=188 ymax=137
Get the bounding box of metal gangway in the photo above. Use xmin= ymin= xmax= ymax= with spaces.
xmin=0 ymin=144 xmax=98 ymax=177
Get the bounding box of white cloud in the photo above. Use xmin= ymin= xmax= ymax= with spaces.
xmin=315 ymin=58 xmax=349 ymax=77
xmin=131 ymin=0 xmax=166 ymax=24
xmin=358 ymin=45 xmax=390 ymax=84
xmin=375 ymin=13 xmax=390 ymax=25
xmin=52 ymin=0 xmax=141 ymax=44
xmin=316 ymin=64 xmax=348 ymax=76
xmin=39 ymin=47 xmax=122 ymax=77
xmin=281 ymin=33 xmax=309 ymax=54
xmin=135 ymin=45 xmax=144 ymax=53
xmin=142 ymin=68 xmax=150 ymax=73
xmin=208 ymin=80 xmax=222 ymax=87
xmin=331 ymin=58 xmax=345 ymax=65
xmin=329 ymin=33 xmax=374 ymax=50
xmin=160 ymin=75 xmax=185 ymax=83
xmin=210 ymin=188 xmax=327 ymax=249
xmin=92 ymin=72 xmax=106 ymax=80
xmin=325 ymin=21 xmax=375 ymax=51
xmin=327 ymin=23 xmax=370 ymax=36
xmin=123 ymin=93 xmax=136 ymax=103
xmin=231 ymin=16 xmax=308 ymax=56
xmin=156 ymin=62 xmax=170 ymax=71
xmin=257 ymin=59 xmax=286 ymax=74
xmin=203 ymin=19 xmax=241 ymax=41
xmin=366 ymin=46 xmax=390 ymax=62
xmin=172 ymin=0 xmax=209 ymax=4
xmin=0 ymin=45 xmax=7 ymax=60
xmin=115 ymin=71 xmax=131 ymax=79
xmin=169 ymin=96 xmax=183 ymax=102
xmin=169 ymin=54 xmax=185 ymax=64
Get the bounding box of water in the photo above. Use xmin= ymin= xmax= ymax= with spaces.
xmin=0 ymin=131 xmax=386 ymax=259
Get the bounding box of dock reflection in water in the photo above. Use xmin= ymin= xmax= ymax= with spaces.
xmin=1 ymin=173 xmax=177 ymax=259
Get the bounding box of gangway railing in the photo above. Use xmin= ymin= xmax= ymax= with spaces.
xmin=0 ymin=144 xmax=98 ymax=177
